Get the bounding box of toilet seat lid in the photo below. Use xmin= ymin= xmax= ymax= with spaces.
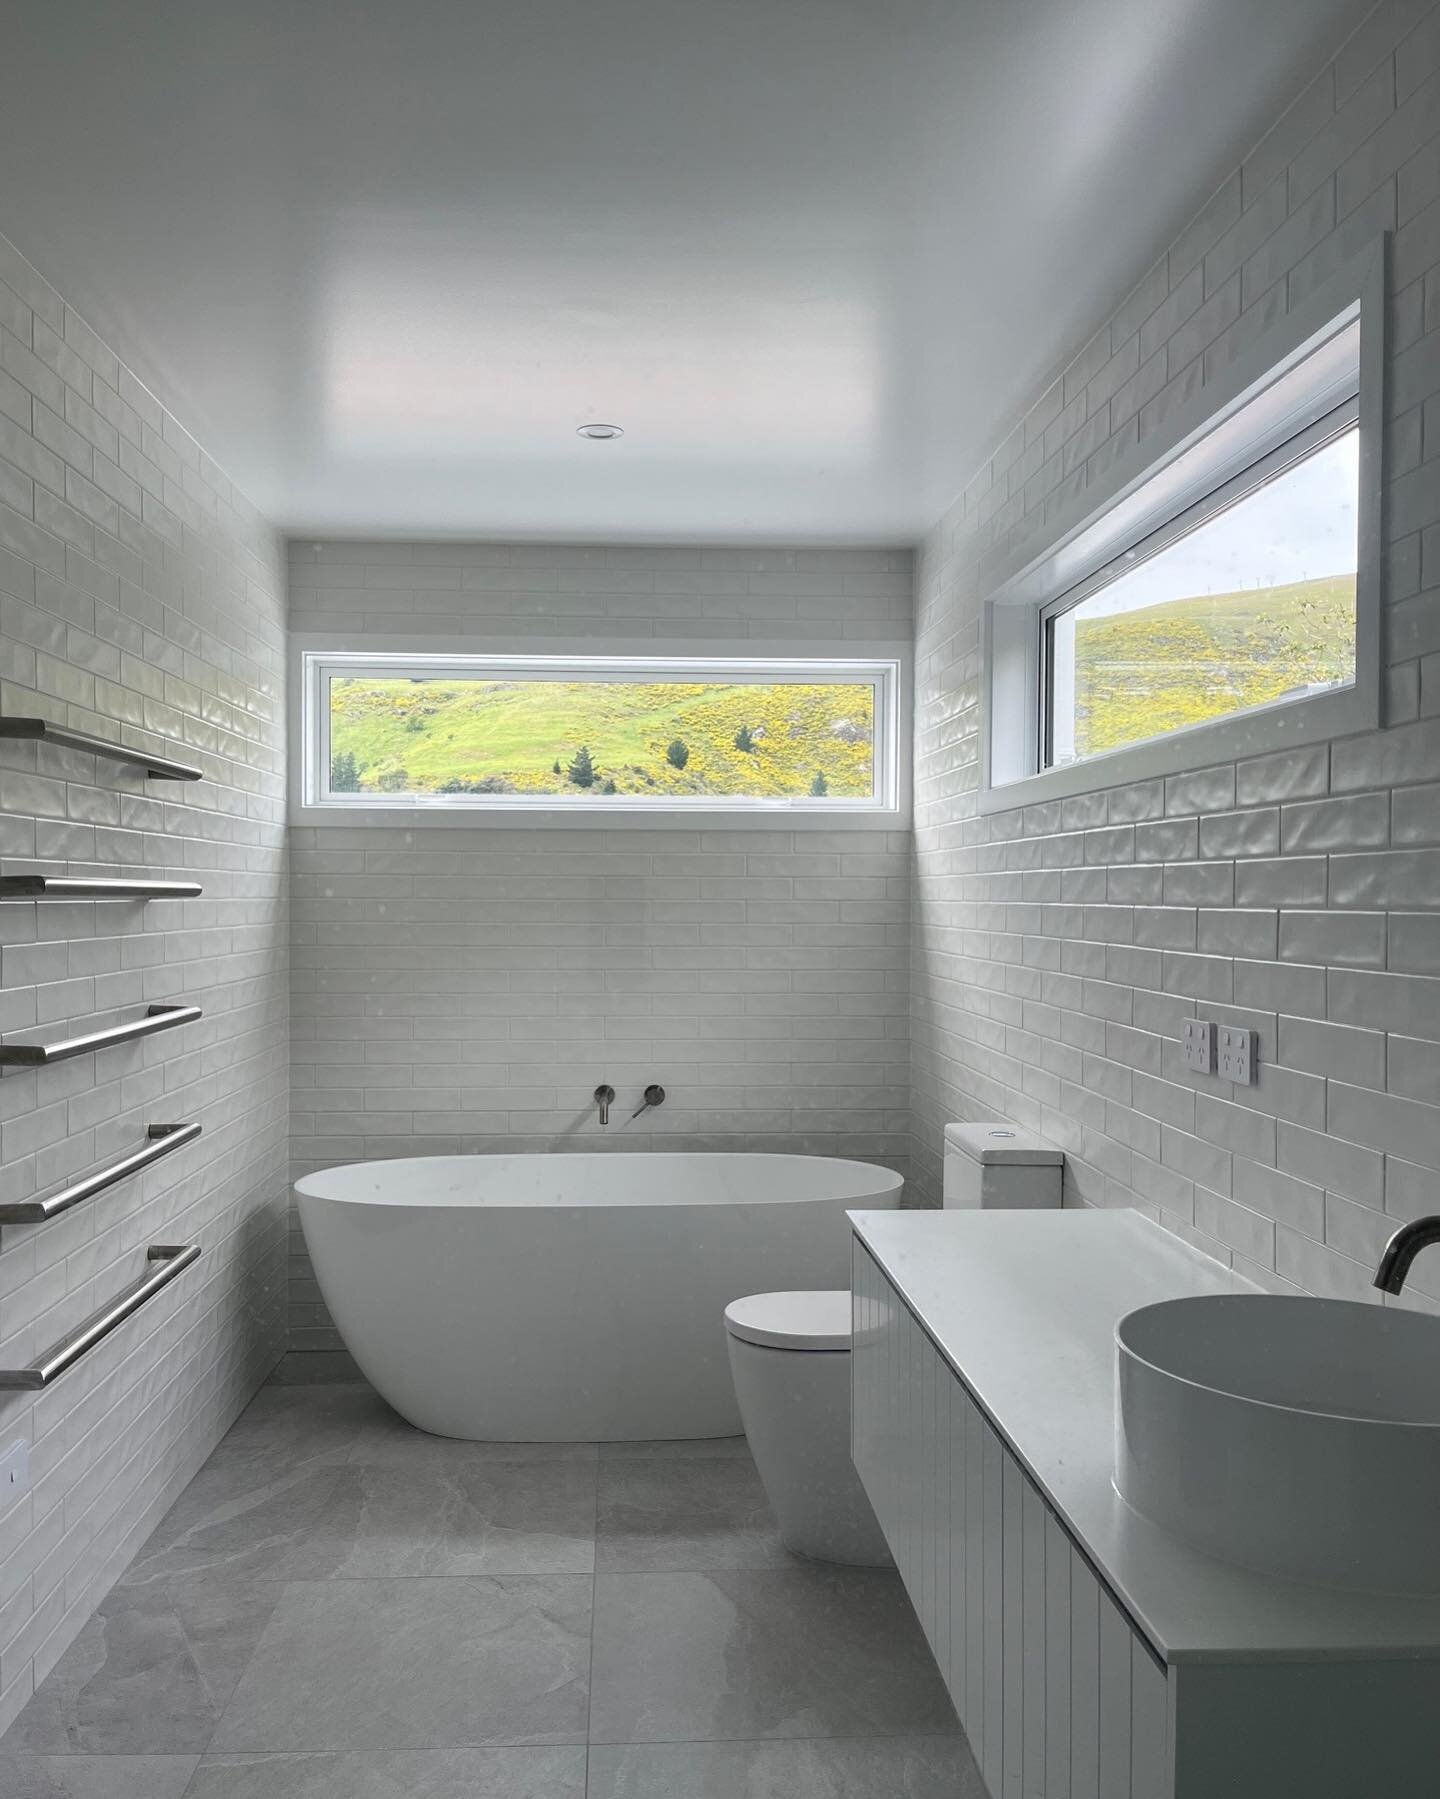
xmin=724 ymin=1289 xmax=852 ymax=1352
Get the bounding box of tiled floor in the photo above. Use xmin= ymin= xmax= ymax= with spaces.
xmin=0 ymin=1378 xmax=984 ymax=1797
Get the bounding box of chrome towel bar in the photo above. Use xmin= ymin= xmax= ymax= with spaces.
xmin=0 ymin=717 xmax=202 ymax=781
xmin=0 ymin=875 xmax=203 ymax=900
xmin=0 ymin=1245 xmax=201 ymax=1389
xmin=0 ymin=1004 xmax=202 ymax=1067
xmin=0 ymin=1122 xmax=202 ymax=1224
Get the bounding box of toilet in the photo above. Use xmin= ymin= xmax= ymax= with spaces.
xmin=725 ymin=1122 xmax=1063 ymax=1565
xmin=725 ymin=1289 xmax=891 ymax=1565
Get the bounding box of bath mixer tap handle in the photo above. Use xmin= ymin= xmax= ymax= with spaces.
xmin=631 ymin=1084 xmax=666 ymax=1119
xmin=594 ymin=1084 xmax=616 ymax=1126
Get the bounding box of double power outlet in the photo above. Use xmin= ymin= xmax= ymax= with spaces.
xmin=1182 ymin=1018 xmax=1255 ymax=1085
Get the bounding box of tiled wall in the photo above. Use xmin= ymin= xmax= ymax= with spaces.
xmin=289 ymin=541 xmax=913 ymax=1352
xmin=911 ymin=0 xmax=1440 ymax=1308
xmin=0 ymin=232 xmax=287 ymax=1729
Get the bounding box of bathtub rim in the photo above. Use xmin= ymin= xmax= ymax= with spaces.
xmin=294 ymin=1148 xmax=905 ymax=1211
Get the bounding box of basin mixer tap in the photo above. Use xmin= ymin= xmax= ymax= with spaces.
xmin=631 ymin=1084 xmax=666 ymax=1120
xmin=1373 ymin=1215 xmax=1440 ymax=1295
xmin=593 ymin=1085 xmax=615 ymax=1126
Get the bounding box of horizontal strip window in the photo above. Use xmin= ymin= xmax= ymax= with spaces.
xmin=979 ymin=247 xmax=1384 ymax=812
xmin=1041 ymin=396 xmax=1359 ymax=772
xmin=301 ymin=652 xmax=902 ymax=814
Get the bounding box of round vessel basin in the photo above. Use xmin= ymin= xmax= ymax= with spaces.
xmin=1115 ymin=1294 xmax=1440 ymax=1593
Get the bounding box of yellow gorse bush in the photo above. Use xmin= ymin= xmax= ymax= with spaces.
xmin=1072 ymin=575 xmax=1355 ymax=758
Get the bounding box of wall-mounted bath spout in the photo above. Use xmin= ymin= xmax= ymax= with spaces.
xmin=594 ymin=1085 xmax=616 ymax=1126
xmin=631 ymin=1084 xmax=666 ymax=1120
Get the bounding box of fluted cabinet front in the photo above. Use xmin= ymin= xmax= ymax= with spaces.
xmin=852 ymin=1241 xmax=1170 ymax=1799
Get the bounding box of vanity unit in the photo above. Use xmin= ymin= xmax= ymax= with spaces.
xmin=850 ymin=1210 xmax=1440 ymax=1798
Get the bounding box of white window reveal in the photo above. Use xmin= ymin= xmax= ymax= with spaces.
xmin=300 ymin=651 xmax=903 ymax=816
xmin=980 ymin=236 xmax=1384 ymax=811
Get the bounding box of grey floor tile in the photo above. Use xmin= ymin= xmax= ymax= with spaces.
xmin=585 ymin=1736 xmax=986 ymax=1798
xmin=589 ymin=1568 xmax=959 ymax=1745
xmin=210 ymin=1576 xmax=592 ymax=1751
xmin=0 ymin=1756 xmax=199 ymax=1798
xmin=269 ymin=1460 xmax=597 ymax=1577
xmin=4 ymin=1577 xmax=284 ymax=1756
xmin=120 ymin=1462 xmax=346 ymax=1586
xmin=596 ymin=1440 xmax=787 ymax=1571
xmin=186 ymin=1746 xmax=587 ymax=1797
xmin=348 ymin=1406 xmax=600 ymax=1472
xmin=218 ymin=1384 xmax=394 ymax=1476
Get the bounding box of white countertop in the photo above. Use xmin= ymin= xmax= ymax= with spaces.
xmin=849 ymin=1207 xmax=1440 ymax=1664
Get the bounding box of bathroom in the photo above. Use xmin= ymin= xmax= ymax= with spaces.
xmin=0 ymin=0 xmax=1436 ymax=1791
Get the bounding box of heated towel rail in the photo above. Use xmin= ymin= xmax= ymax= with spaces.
xmin=0 ymin=1245 xmax=202 ymax=1389
xmin=0 ymin=718 xmax=202 ymax=781
xmin=0 ymin=1004 xmax=201 ymax=1067
xmin=0 ymin=1123 xmax=202 ymax=1224
xmin=0 ymin=876 xmax=203 ymax=900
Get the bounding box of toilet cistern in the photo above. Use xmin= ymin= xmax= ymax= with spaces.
xmin=1374 ymin=1215 xmax=1440 ymax=1295
xmin=943 ymin=1121 xmax=1063 ymax=1210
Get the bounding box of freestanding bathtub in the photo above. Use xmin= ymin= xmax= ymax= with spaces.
xmin=296 ymin=1152 xmax=902 ymax=1440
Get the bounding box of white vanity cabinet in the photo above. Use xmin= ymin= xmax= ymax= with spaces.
xmin=850 ymin=1217 xmax=1440 ymax=1799
xmin=853 ymin=1242 xmax=1168 ymax=1799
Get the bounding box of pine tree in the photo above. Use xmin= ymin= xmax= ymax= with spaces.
xmin=810 ymin=770 xmax=828 ymax=797
xmin=733 ymin=725 xmax=755 ymax=752
xmin=666 ymin=739 xmax=689 ymax=769
xmin=552 ymin=759 xmax=562 ymax=775
xmin=567 ymin=745 xmax=597 ymax=788
xmin=330 ymin=750 xmax=361 ymax=792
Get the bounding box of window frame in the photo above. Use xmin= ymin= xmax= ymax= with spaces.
xmin=978 ymin=236 xmax=1386 ymax=813
xmin=294 ymin=641 xmax=909 ymax=828
xmin=1037 ymin=396 xmax=1360 ymax=773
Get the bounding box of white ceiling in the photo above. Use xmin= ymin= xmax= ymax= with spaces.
xmin=1 ymin=0 xmax=1369 ymax=542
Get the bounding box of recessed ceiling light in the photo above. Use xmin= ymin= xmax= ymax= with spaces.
xmin=576 ymin=422 xmax=624 ymax=441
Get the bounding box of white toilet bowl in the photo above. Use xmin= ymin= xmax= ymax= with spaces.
xmin=724 ymin=1290 xmax=892 ymax=1567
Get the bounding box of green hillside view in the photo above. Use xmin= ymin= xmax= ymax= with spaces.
xmin=1070 ymin=573 xmax=1355 ymax=759
xmin=327 ymin=677 xmax=875 ymax=798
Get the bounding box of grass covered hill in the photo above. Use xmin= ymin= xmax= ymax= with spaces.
xmin=328 ymin=678 xmax=875 ymax=798
xmin=1071 ymin=573 xmax=1355 ymax=759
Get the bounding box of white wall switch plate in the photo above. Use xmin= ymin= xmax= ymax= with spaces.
xmin=1218 ymin=1025 xmax=1254 ymax=1085
xmin=1183 ymin=1018 xmax=1216 ymax=1075
xmin=0 ymin=1439 xmax=27 ymax=1506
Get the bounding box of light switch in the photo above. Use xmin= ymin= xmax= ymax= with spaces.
xmin=1182 ymin=1018 xmax=1215 ymax=1075
xmin=1218 ymin=1025 xmax=1254 ymax=1085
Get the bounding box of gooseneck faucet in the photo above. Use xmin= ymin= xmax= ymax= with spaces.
xmin=631 ymin=1084 xmax=666 ymax=1120
xmin=593 ymin=1085 xmax=615 ymax=1126
xmin=1373 ymin=1216 xmax=1440 ymax=1294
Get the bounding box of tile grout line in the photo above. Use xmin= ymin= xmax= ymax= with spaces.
xmin=585 ymin=1442 xmax=600 ymax=1793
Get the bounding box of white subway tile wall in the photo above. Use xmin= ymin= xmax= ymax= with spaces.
xmin=289 ymin=541 xmax=914 ymax=1351
xmin=0 ymin=232 xmax=287 ymax=1732
xmin=912 ymin=0 xmax=1440 ymax=1310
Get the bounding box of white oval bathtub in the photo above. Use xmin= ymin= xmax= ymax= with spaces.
xmin=295 ymin=1152 xmax=902 ymax=1440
